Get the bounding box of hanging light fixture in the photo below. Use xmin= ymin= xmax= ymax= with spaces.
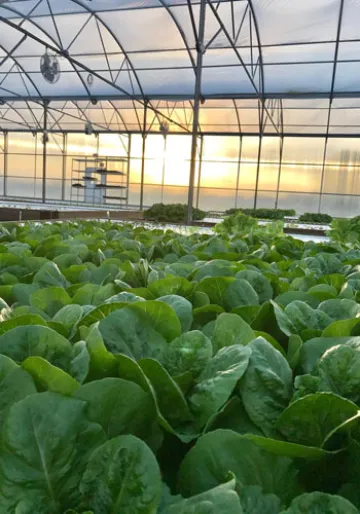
xmin=159 ymin=119 xmax=170 ymax=136
xmin=40 ymin=49 xmax=61 ymax=84
xmin=42 ymin=130 xmax=49 ymax=145
xmin=85 ymin=120 xmax=93 ymax=135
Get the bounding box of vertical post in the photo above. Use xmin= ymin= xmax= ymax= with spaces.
xmin=34 ymin=133 xmax=38 ymax=198
xmin=126 ymin=134 xmax=132 ymax=209
xmin=3 ymin=131 xmax=8 ymax=197
xmin=187 ymin=0 xmax=206 ymax=224
xmin=96 ymin=133 xmax=100 ymax=155
xmin=195 ymin=135 xmax=204 ymax=209
xmin=253 ymin=100 xmax=265 ymax=210
xmin=318 ymin=137 xmax=329 ymax=213
xmin=253 ymin=136 xmax=263 ymax=209
xmin=275 ymin=136 xmax=284 ymax=209
xmin=318 ymin=0 xmax=344 ymax=214
xmin=234 ymin=135 xmax=243 ymax=209
xmin=161 ymin=134 xmax=168 ymax=203
xmin=42 ymin=101 xmax=49 ymax=204
xmin=61 ymin=133 xmax=67 ymax=201
xmin=140 ymin=101 xmax=148 ymax=211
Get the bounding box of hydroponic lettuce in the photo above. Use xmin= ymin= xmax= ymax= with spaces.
xmin=1 ymin=220 xmax=360 ymax=512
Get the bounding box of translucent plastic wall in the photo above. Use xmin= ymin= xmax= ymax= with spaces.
xmin=2 ymin=132 xmax=360 ymax=217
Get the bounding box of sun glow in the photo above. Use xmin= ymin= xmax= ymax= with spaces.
xmin=5 ymin=132 xmax=356 ymax=198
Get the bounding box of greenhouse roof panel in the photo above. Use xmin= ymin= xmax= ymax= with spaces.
xmin=0 ymin=0 xmax=359 ymax=135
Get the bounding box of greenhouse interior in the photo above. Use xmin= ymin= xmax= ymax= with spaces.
xmin=0 ymin=0 xmax=360 ymax=218
xmin=3 ymin=2 xmax=360 ymax=513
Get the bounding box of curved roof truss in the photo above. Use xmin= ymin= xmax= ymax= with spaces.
xmin=0 ymin=0 xmax=358 ymax=137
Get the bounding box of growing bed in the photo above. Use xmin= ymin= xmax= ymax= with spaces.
xmin=0 ymin=219 xmax=358 ymax=513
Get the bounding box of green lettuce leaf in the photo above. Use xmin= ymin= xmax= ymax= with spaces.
xmin=178 ymin=429 xmax=301 ymax=505
xmin=238 ymin=337 xmax=293 ymax=436
xmin=162 ymin=478 xmax=242 ymax=514
xmin=189 ymin=345 xmax=251 ymax=429
xmin=157 ymin=295 xmax=193 ymax=333
xmin=212 ymin=313 xmax=255 ymax=353
xmin=276 ymin=392 xmax=358 ymax=447
xmin=161 ymin=330 xmax=213 ymax=377
xmin=30 ymin=287 xmax=71 ymax=317
xmin=80 ymin=435 xmax=162 ymax=514
xmin=22 ymin=356 xmax=79 ymax=395
xmin=99 ymin=308 xmax=168 ymax=361
xmin=75 ymin=377 xmax=156 ymax=440
xmin=280 ymin=492 xmax=358 ymax=513
xmin=0 ymin=392 xmax=105 ymax=512
xmin=0 ymin=325 xmax=72 ymax=369
xmin=235 ymin=269 xmax=273 ymax=303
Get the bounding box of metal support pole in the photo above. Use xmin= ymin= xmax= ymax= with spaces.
xmin=254 ymin=99 xmax=265 ymax=209
xmin=275 ymin=136 xmax=284 ymax=209
xmin=140 ymin=101 xmax=148 ymax=211
xmin=126 ymin=134 xmax=132 ymax=209
xmin=3 ymin=132 xmax=8 ymax=197
xmin=61 ymin=133 xmax=67 ymax=201
xmin=96 ymin=133 xmax=100 ymax=156
xmin=186 ymin=0 xmax=206 ymax=224
xmin=234 ymin=136 xmax=243 ymax=209
xmin=34 ymin=134 xmax=38 ymax=198
xmin=160 ymin=134 xmax=168 ymax=204
xmin=195 ymin=135 xmax=204 ymax=209
xmin=253 ymin=135 xmax=263 ymax=209
xmin=42 ymin=101 xmax=49 ymax=204
xmin=318 ymin=0 xmax=344 ymax=213
xmin=318 ymin=137 xmax=329 ymax=213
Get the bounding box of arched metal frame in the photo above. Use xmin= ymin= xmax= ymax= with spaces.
xmin=0 ymin=0 xmax=281 ymax=133
xmin=0 ymin=1 xmax=191 ymax=134
xmin=0 ymin=0 xmax=356 ymax=216
xmin=186 ymin=0 xmax=280 ymax=219
xmin=318 ymin=0 xmax=345 ymax=213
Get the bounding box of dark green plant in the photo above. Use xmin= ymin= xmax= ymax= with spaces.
xmin=215 ymin=212 xmax=258 ymax=236
xmin=299 ymin=213 xmax=333 ymax=224
xmin=1 ymin=220 xmax=360 ymax=511
xmin=225 ymin=208 xmax=241 ymax=216
xmin=329 ymin=216 xmax=360 ymax=244
xmin=144 ymin=203 xmax=206 ymax=223
xmin=215 ymin=212 xmax=284 ymax=240
xmin=225 ymin=208 xmax=296 ymax=220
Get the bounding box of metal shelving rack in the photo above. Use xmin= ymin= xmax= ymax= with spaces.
xmin=71 ymin=155 xmax=129 ymax=208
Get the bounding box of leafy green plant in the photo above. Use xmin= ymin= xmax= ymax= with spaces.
xmin=144 ymin=203 xmax=206 ymax=223
xmin=215 ymin=212 xmax=284 ymax=240
xmin=299 ymin=212 xmax=333 ymax=224
xmin=215 ymin=212 xmax=258 ymax=235
xmin=0 ymin=220 xmax=359 ymax=511
xmin=329 ymin=216 xmax=360 ymax=244
xmin=225 ymin=208 xmax=296 ymax=220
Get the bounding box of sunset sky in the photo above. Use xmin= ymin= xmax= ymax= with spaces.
xmin=2 ymin=132 xmax=360 ymax=204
